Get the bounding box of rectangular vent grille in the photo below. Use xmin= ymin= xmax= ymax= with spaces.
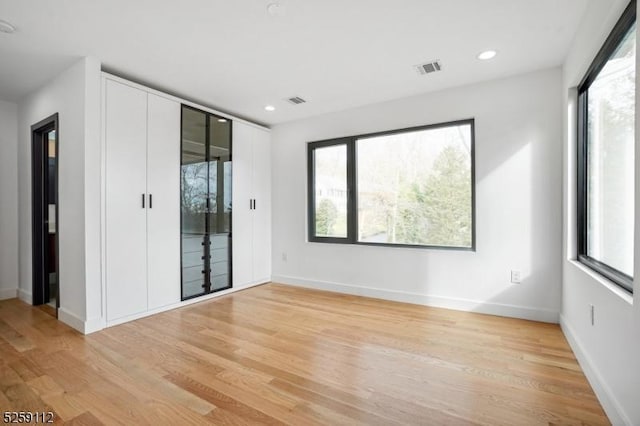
xmin=286 ymin=96 xmax=307 ymax=105
xmin=415 ymin=60 xmax=442 ymax=75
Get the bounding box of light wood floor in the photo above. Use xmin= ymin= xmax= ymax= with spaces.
xmin=0 ymin=283 xmax=608 ymax=425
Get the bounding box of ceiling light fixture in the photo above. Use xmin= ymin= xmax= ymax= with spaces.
xmin=217 ymin=118 xmax=227 ymax=123
xmin=267 ymin=3 xmax=285 ymax=17
xmin=264 ymin=105 xmax=276 ymax=112
xmin=0 ymin=20 xmax=16 ymax=34
xmin=477 ymin=50 xmax=497 ymax=60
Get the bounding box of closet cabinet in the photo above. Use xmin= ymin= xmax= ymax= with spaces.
xmin=104 ymin=78 xmax=180 ymax=322
xmin=232 ymin=122 xmax=272 ymax=287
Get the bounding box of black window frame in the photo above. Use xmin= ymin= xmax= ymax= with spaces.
xmin=577 ymin=0 xmax=636 ymax=293
xmin=307 ymin=137 xmax=356 ymax=244
xmin=307 ymin=118 xmax=476 ymax=250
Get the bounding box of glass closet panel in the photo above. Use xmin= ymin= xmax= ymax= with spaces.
xmin=180 ymin=105 xmax=232 ymax=300
xmin=208 ymin=117 xmax=232 ymax=291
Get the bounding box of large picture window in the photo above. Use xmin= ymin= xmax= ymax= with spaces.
xmin=577 ymin=0 xmax=636 ymax=292
xmin=308 ymin=120 xmax=475 ymax=249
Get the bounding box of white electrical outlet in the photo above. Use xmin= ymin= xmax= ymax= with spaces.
xmin=511 ymin=270 xmax=522 ymax=284
xmin=282 ymin=252 xmax=287 ymax=262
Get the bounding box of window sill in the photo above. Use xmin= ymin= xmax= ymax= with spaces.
xmin=568 ymin=259 xmax=633 ymax=305
xmin=307 ymin=239 xmax=475 ymax=252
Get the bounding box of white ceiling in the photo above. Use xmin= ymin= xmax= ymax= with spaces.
xmin=0 ymin=0 xmax=589 ymax=126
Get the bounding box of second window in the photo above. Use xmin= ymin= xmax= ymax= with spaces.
xmin=308 ymin=119 xmax=475 ymax=249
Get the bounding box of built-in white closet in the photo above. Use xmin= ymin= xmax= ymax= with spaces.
xmin=103 ymin=78 xmax=181 ymax=322
xmin=102 ymin=74 xmax=271 ymax=327
xmin=232 ymin=122 xmax=272 ymax=287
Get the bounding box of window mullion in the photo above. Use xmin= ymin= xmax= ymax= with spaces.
xmin=347 ymin=137 xmax=357 ymax=243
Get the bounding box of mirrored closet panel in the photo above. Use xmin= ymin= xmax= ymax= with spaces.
xmin=181 ymin=105 xmax=232 ymax=300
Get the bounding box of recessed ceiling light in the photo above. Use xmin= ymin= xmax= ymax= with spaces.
xmin=264 ymin=105 xmax=276 ymax=112
xmin=267 ymin=3 xmax=285 ymax=17
xmin=0 ymin=20 xmax=16 ymax=34
xmin=477 ymin=50 xmax=497 ymax=60
xmin=217 ymin=118 xmax=227 ymax=123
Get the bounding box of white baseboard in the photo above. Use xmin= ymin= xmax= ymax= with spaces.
xmin=102 ymin=280 xmax=269 ymax=330
xmin=18 ymin=288 xmax=32 ymax=304
xmin=84 ymin=317 xmax=105 ymax=334
xmin=58 ymin=308 xmax=87 ymax=334
xmin=47 ymin=311 xmax=103 ymax=335
xmin=50 ymin=281 xmax=270 ymax=335
xmin=272 ymin=275 xmax=559 ymax=323
xmin=11 ymin=289 xmax=94 ymax=335
xmin=0 ymin=288 xmax=18 ymax=300
xmin=560 ymin=314 xmax=627 ymax=425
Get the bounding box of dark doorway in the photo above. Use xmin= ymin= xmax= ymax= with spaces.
xmin=31 ymin=113 xmax=59 ymax=315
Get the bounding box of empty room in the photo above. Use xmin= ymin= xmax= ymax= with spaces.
xmin=0 ymin=0 xmax=638 ymax=424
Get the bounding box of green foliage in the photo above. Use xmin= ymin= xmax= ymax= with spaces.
xmin=316 ymin=198 xmax=338 ymax=236
xmin=397 ymin=146 xmax=472 ymax=246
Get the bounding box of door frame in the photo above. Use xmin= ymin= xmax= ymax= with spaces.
xmin=31 ymin=113 xmax=59 ymax=308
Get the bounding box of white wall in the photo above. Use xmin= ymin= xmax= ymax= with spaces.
xmin=17 ymin=57 xmax=102 ymax=332
xmin=83 ymin=58 xmax=103 ymax=333
xmin=271 ymin=68 xmax=563 ymax=323
xmin=561 ymin=1 xmax=640 ymax=424
xmin=0 ymin=100 xmax=18 ymax=299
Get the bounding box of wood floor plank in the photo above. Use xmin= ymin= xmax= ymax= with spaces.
xmin=165 ymin=371 xmax=284 ymax=425
xmin=64 ymin=411 xmax=105 ymax=425
xmin=39 ymin=393 xmax=86 ymax=422
xmin=86 ymin=337 xmax=217 ymax=416
xmin=10 ymin=357 xmax=46 ymax=382
xmin=0 ymin=318 xmax=35 ymax=352
xmin=268 ymin=378 xmax=396 ymax=425
xmin=0 ymin=283 xmax=609 ymax=425
xmin=26 ymin=374 xmax=65 ymax=399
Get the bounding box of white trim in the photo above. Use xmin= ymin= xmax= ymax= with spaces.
xmin=560 ymin=314 xmax=627 ymax=425
xmin=18 ymin=289 xmax=32 ymax=304
xmin=14 ymin=283 xmax=269 ymax=335
xmin=58 ymin=308 xmax=87 ymax=333
xmin=0 ymin=288 xmax=18 ymax=300
xmin=100 ymin=75 xmax=108 ymax=326
xmin=272 ymin=275 xmax=559 ymax=323
xmin=102 ymin=281 xmax=268 ymax=330
xmin=101 ymin=73 xmax=270 ymax=131
xmin=568 ymin=260 xmax=634 ymax=305
xmin=84 ymin=317 xmax=105 ymax=334
xmin=58 ymin=310 xmax=106 ymax=335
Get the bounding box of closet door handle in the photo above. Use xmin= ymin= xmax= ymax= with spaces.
xmin=250 ymin=199 xmax=253 ymax=210
xmin=149 ymin=194 xmax=153 ymax=209
xmin=253 ymin=199 xmax=256 ymax=210
xmin=142 ymin=194 xmax=145 ymax=208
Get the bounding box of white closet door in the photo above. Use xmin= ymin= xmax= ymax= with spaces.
xmin=252 ymin=127 xmax=272 ymax=283
xmin=105 ymin=80 xmax=148 ymax=321
xmin=147 ymin=94 xmax=181 ymax=309
xmin=232 ymin=121 xmax=254 ymax=287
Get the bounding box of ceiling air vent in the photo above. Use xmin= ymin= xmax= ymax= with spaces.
xmin=415 ymin=60 xmax=442 ymax=75
xmin=286 ymin=96 xmax=307 ymax=105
